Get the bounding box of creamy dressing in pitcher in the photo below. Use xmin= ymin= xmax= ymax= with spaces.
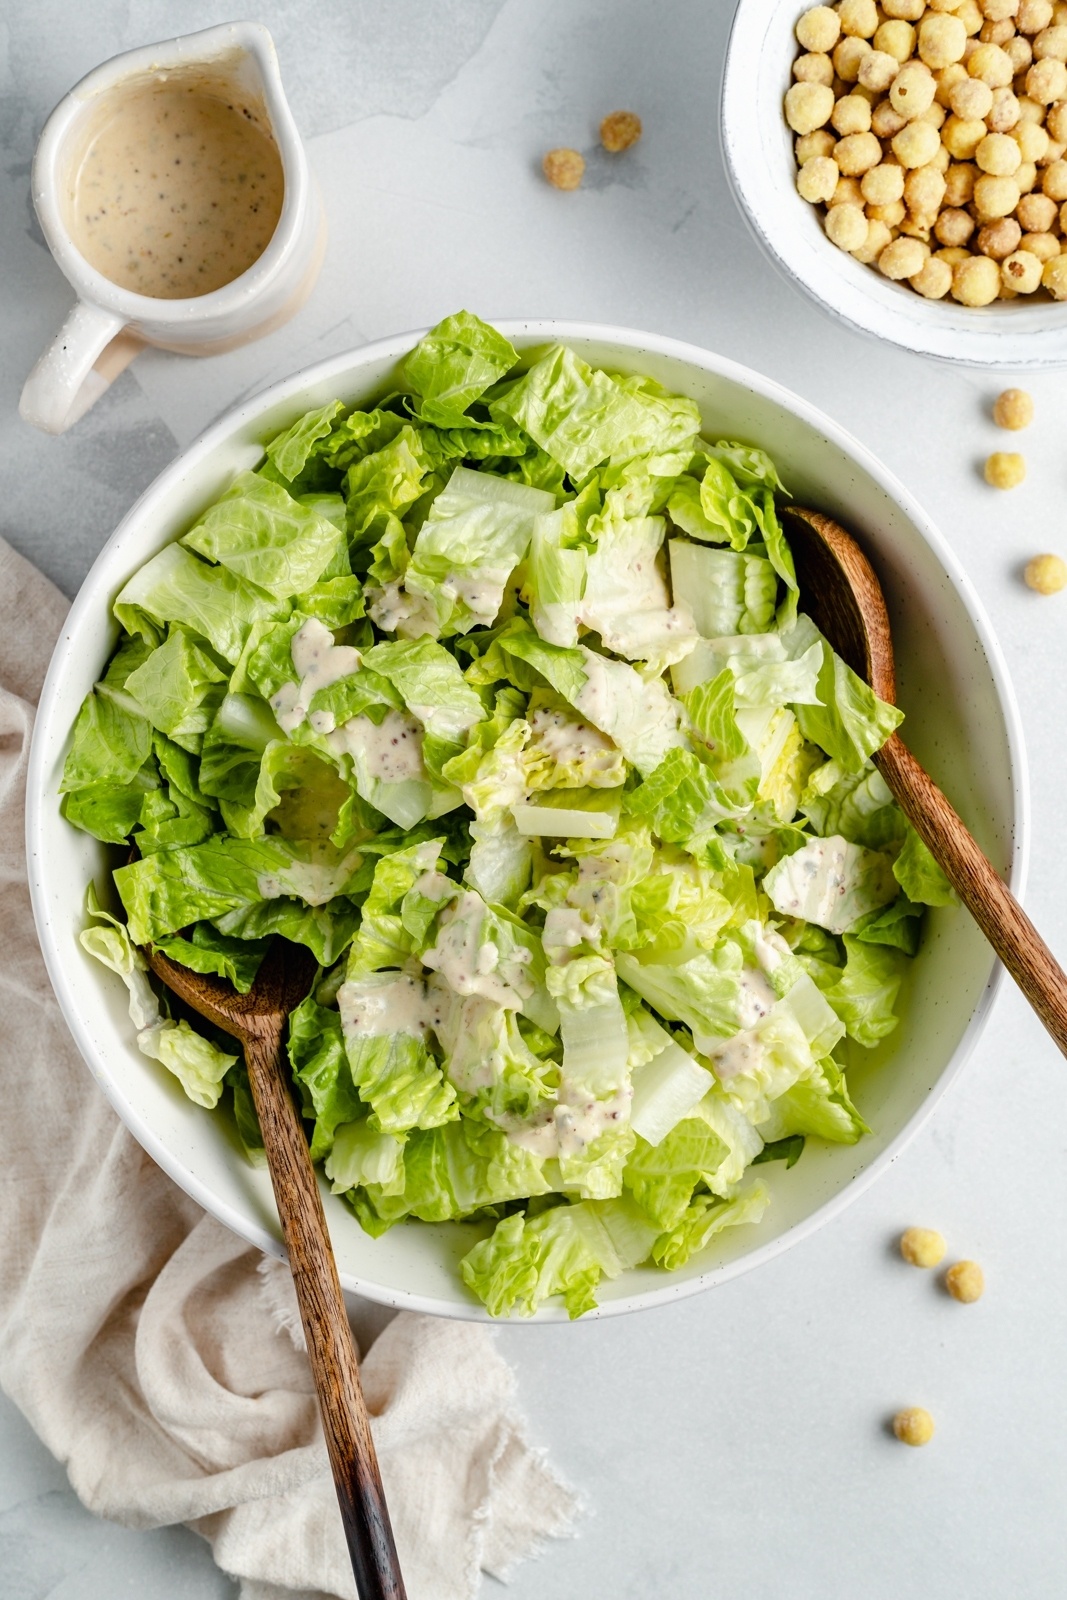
xmin=68 ymin=78 xmax=284 ymax=297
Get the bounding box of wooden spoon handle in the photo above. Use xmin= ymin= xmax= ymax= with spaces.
xmin=877 ymin=732 xmax=1067 ymax=1058
xmin=243 ymin=1030 xmax=407 ymax=1600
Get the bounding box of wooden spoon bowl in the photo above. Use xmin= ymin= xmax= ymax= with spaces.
xmin=783 ymin=505 xmax=1067 ymax=1057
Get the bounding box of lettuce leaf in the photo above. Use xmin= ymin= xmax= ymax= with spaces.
xmin=402 ymin=311 xmax=519 ymax=427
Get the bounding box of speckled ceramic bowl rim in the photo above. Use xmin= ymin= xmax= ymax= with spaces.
xmin=26 ymin=321 xmax=1029 ymax=1320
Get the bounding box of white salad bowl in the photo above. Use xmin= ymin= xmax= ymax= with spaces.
xmin=723 ymin=0 xmax=1067 ymax=369
xmin=26 ymin=322 xmax=1027 ymax=1321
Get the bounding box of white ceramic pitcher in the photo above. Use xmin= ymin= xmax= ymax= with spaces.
xmin=20 ymin=21 xmax=325 ymax=435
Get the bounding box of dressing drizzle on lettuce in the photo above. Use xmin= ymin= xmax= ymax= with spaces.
xmin=65 ymin=312 xmax=952 ymax=1317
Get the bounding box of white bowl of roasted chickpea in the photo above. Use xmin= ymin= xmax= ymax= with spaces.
xmin=724 ymin=0 xmax=1067 ymax=366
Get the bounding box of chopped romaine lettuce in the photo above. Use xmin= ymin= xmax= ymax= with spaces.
xmin=64 ymin=312 xmax=933 ymax=1317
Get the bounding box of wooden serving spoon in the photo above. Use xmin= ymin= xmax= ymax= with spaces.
xmin=143 ymin=936 xmax=407 ymax=1600
xmin=783 ymin=505 xmax=1067 ymax=1057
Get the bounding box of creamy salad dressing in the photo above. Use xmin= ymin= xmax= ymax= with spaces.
xmin=255 ymin=846 xmax=359 ymax=906
xmin=542 ymin=905 xmax=597 ymax=957
xmin=421 ymin=891 xmax=532 ymax=1008
xmin=497 ymin=1083 xmax=633 ymax=1159
xmin=439 ymin=569 xmax=511 ymax=625
xmin=329 ymin=709 xmax=427 ymax=781
xmin=737 ymin=966 xmax=777 ymax=1030
xmin=709 ymin=1026 xmax=764 ymax=1082
xmin=527 ymin=705 xmax=621 ymax=781
xmin=269 ymin=618 xmax=361 ymax=735
xmin=337 ymin=974 xmax=450 ymax=1040
xmin=765 ymin=834 xmax=898 ymax=936
xmin=69 ymin=78 xmax=284 ymax=298
xmin=366 ymin=581 xmax=439 ymax=639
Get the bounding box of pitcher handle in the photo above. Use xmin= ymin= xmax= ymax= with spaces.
xmin=19 ymin=300 xmax=133 ymax=435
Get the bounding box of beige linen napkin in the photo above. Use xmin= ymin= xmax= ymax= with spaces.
xmin=0 ymin=537 xmax=579 ymax=1600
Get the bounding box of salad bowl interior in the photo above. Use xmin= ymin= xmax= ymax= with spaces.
xmin=26 ymin=322 xmax=1026 ymax=1321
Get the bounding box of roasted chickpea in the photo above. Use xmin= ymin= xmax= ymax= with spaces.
xmin=600 ymin=110 xmax=642 ymax=152
xmin=968 ymin=40 xmax=1016 ymax=82
xmin=1021 ymin=227 xmax=1064 ymax=257
xmin=797 ymin=154 xmax=841 ymax=201
xmin=978 ymin=214 xmax=1023 ymax=252
xmin=876 ymin=19 xmax=918 ymax=61
xmin=943 ymin=112 xmax=989 ymax=155
xmin=867 ymin=197 xmax=908 ymax=223
xmin=919 ymin=12 xmax=969 ymax=66
xmin=994 ymin=385 xmax=1035 ymax=426
xmin=796 ymin=127 xmax=838 ymax=161
xmin=834 ymin=34 xmax=874 ymax=80
xmin=859 ymin=48 xmax=903 ymax=90
xmin=949 ymin=73 xmax=996 ymax=114
xmin=1001 ymin=247 xmax=1045 ymax=287
xmin=832 ymin=92 xmax=874 ymax=133
xmin=879 ymin=234 xmax=929 ymax=275
xmin=890 ymin=59 xmax=938 ymax=115
xmin=830 ymin=174 xmax=866 ymax=205
xmin=825 ymin=200 xmax=870 ymax=249
xmin=863 ymin=160 xmax=908 ymax=202
xmin=900 ymin=1227 xmax=947 ymax=1267
xmin=872 ymin=97 xmax=910 ymax=135
xmin=988 ymin=86 xmax=1022 ymax=128
xmin=1018 ymin=186 xmax=1058 ymax=224
xmin=1042 ymin=155 xmax=1067 ymax=192
xmin=977 ymin=130 xmax=1024 ymax=170
xmin=1015 ymin=118 xmax=1052 ymax=159
xmin=1043 ymin=251 xmax=1067 ymax=293
xmin=837 ymin=130 xmax=885 ymax=172
xmin=542 ymin=148 xmax=585 ymax=189
xmin=852 ymin=216 xmax=895 ymax=260
xmin=839 ymin=0 xmax=880 ymax=37
xmin=1027 ymin=55 xmax=1067 ymax=97
xmin=945 ymin=159 xmax=979 ymax=201
xmin=796 ymin=5 xmax=842 ymax=52
xmin=911 ymin=253 xmax=955 ymax=294
xmin=893 ymin=1408 xmax=935 ymax=1446
xmin=945 ymin=1259 xmax=986 ymax=1299
xmin=905 ymin=162 xmax=948 ymax=213
xmin=1025 ymin=552 xmax=1067 ymax=590
xmin=893 ymin=118 xmax=943 ymax=164
xmin=973 ymin=170 xmax=1021 ymax=213
xmin=953 ymin=251 xmax=1003 ymax=298
xmin=1034 ymin=22 xmax=1067 ymax=57
xmin=985 ymin=450 xmax=1027 ymax=485
xmin=1004 ymin=33 xmax=1035 ymax=71
xmin=937 ymin=203 xmax=978 ymax=242
xmin=1018 ymin=0 xmax=1055 ymax=30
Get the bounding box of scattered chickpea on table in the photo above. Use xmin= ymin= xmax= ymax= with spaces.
xmin=1025 ymin=551 xmax=1067 ymax=589
xmin=787 ymin=0 xmax=1067 ymax=304
xmin=900 ymin=1226 xmax=947 ymax=1267
xmin=993 ymin=383 xmax=1035 ymax=425
xmin=945 ymin=1259 xmax=986 ymax=1301
xmin=893 ymin=1406 xmax=936 ymax=1446
xmin=542 ymin=147 xmax=585 ymax=190
xmin=985 ymin=447 xmax=1027 ymax=484
xmin=542 ymin=110 xmax=642 ymax=190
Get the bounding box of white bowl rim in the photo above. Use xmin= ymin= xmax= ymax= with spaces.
xmin=26 ymin=319 xmax=1030 ymax=1321
xmin=722 ymin=0 xmax=1067 ymax=370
